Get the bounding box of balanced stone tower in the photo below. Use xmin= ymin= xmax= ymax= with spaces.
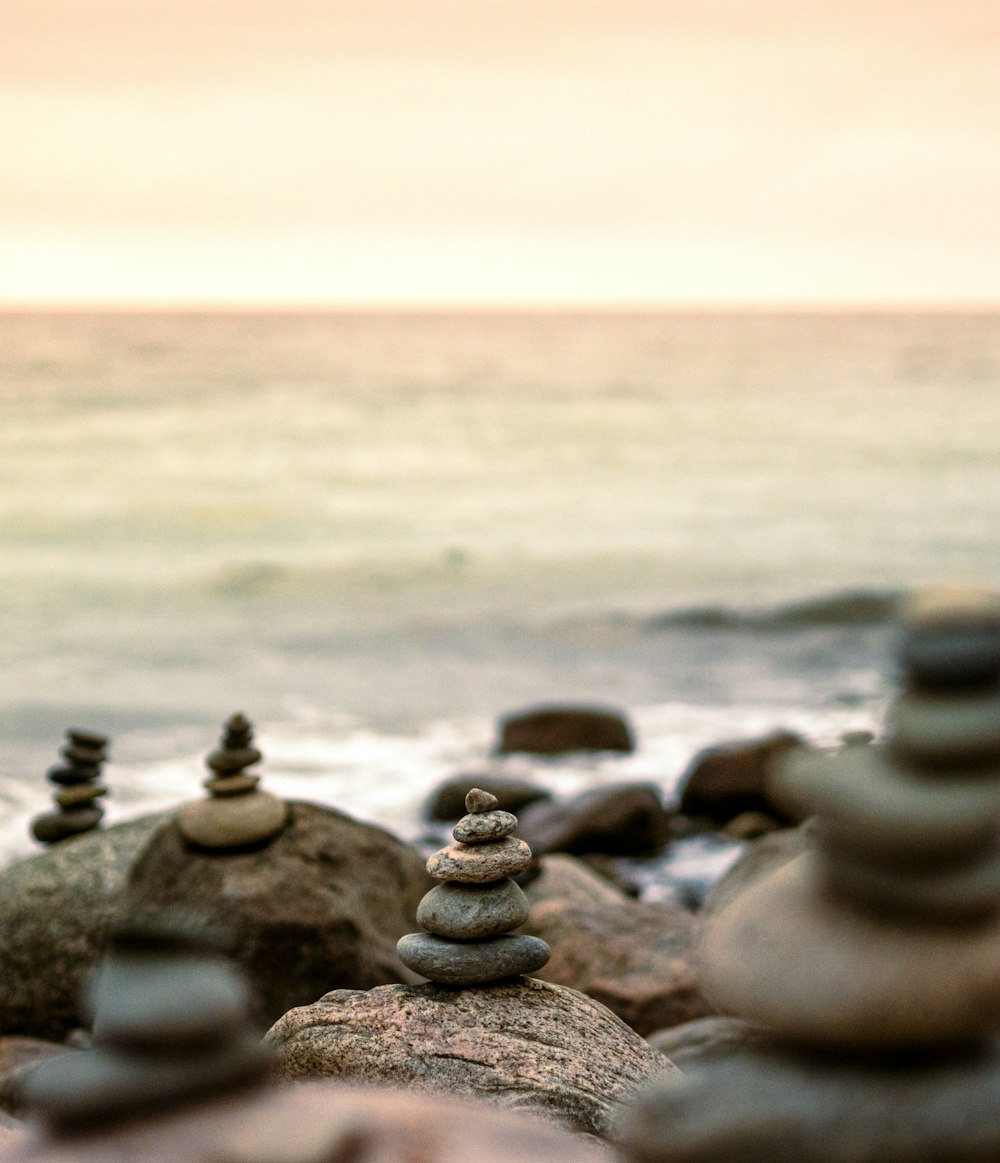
xmin=178 ymin=713 xmax=287 ymax=851
xmin=398 ymin=788 xmax=551 ymax=984
xmin=22 ymin=916 xmax=269 ymax=1132
xmin=620 ymin=586 xmax=1000 ymax=1161
xmin=31 ymin=729 xmax=109 ymax=845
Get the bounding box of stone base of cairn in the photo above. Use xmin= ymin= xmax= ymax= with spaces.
xmin=398 ymin=788 xmax=551 ymax=985
xmin=178 ymin=713 xmax=287 ymax=851
xmin=619 ymin=587 xmax=1000 ymax=1162
xmin=31 ymin=729 xmax=109 ymax=845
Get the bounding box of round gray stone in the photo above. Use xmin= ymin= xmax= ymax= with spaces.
xmin=426 ymin=837 xmax=532 ymax=883
xmin=453 ymin=810 xmax=518 ymax=845
xmin=417 ymin=879 xmax=529 ymax=938
xmin=397 ymin=932 xmax=551 ymax=984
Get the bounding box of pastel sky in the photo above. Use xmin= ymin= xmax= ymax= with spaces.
xmin=2 ymin=0 xmax=999 ymax=305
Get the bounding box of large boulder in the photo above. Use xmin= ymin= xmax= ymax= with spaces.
xmin=522 ymin=892 xmax=713 ymax=1036
xmin=0 ymin=813 xmax=172 ymax=1041
xmin=2 ymin=1081 xmax=612 ymax=1163
xmin=265 ymin=978 xmax=675 ymax=1138
xmin=677 ymin=730 xmax=808 ymax=824
xmin=518 ymin=785 xmax=672 ymax=857
xmin=497 ymin=706 xmax=634 ymax=756
xmin=122 ymin=802 xmax=430 ymax=1029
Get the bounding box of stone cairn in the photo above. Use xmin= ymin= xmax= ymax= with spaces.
xmin=22 ymin=915 xmax=269 ymax=1132
xmin=178 ymin=713 xmax=287 ymax=851
xmin=397 ymin=788 xmax=551 ymax=984
xmin=31 ymin=729 xmax=109 ymax=845
xmin=620 ymin=585 xmax=1000 ymax=1161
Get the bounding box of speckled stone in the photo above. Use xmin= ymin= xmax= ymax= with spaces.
xmin=266 ymin=977 xmax=674 ymax=1138
xmin=417 ymin=879 xmax=529 ymax=938
xmin=397 ymin=932 xmax=551 ymax=984
xmin=453 ymin=809 xmax=518 ymax=845
xmin=701 ymin=852 xmax=1000 ymax=1048
xmin=178 ymin=792 xmax=287 ymax=851
xmin=426 ymin=837 xmax=532 ymax=883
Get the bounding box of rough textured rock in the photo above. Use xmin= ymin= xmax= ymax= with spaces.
xmin=123 ymin=803 xmax=430 ymax=1029
xmin=677 ymin=730 xmax=808 ymax=824
xmin=518 ymin=784 xmax=672 ymax=858
xmin=426 ymin=836 xmax=532 ymax=882
xmin=3 ymin=1080 xmax=613 ymax=1163
xmin=265 ymin=978 xmax=675 ymax=1137
xmin=497 ymin=706 xmax=634 ymax=756
xmin=619 ymin=1041 xmax=1000 ymax=1163
xmin=0 ymin=813 xmax=172 ymax=1040
xmin=645 ymin=1016 xmax=766 ymax=1068
xmin=0 ymin=1041 xmax=75 ymax=1120
xmin=423 ymin=776 xmax=552 ymax=822
xmin=522 ymin=896 xmax=713 ymax=1036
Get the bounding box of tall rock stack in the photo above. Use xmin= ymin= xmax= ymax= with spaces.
xmin=619 ymin=586 xmax=1000 ymax=1162
xmin=178 ymin=713 xmax=287 ymax=851
xmin=398 ymin=788 xmax=551 ymax=984
xmin=31 ymin=729 xmax=109 ymax=845
xmin=21 ymin=916 xmax=269 ymax=1133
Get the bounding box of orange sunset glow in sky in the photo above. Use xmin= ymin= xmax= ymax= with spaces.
xmin=3 ymin=0 xmax=999 ymax=307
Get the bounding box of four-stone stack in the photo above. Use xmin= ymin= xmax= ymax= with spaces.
xmin=178 ymin=713 xmax=287 ymax=851
xmin=30 ymin=729 xmax=109 ymax=845
xmin=398 ymin=788 xmax=551 ymax=984
xmin=619 ymin=585 xmax=1000 ymax=1161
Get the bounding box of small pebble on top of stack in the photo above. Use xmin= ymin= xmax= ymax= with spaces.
xmin=178 ymin=713 xmax=287 ymax=851
xmin=31 ymin=729 xmax=109 ymax=846
xmin=397 ymin=788 xmax=551 ymax=985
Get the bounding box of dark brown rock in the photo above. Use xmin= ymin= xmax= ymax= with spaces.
xmin=497 ymin=705 xmax=634 ymax=756
xmin=0 ymin=813 xmax=173 ymax=1041
xmin=265 ymin=978 xmax=675 ymax=1137
xmin=518 ymin=784 xmax=672 ymax=858
xmin=123 ymin=803 xmax=430 ymax=1029
xmin=677 ymin=730 xmax=808 ymax=824
xmin=522 ymin=894 xmax=713 ymax=1036
xmin=424 ymin=776 xmax=552 ymax=822
xmin=4 ymin=1080 xmax=611 ymax=1163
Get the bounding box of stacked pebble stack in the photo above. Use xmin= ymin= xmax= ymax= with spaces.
xmin=22 ymin=919 xmax=269 ymax=1132
xmin=31 ymin=729 xmax=109 ymax=845
xmin=397 ymin=788 xmax=551 ymax=985
xmin=178 ymin=713 xmax=287 ymax=851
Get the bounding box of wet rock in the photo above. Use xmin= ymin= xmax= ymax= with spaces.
xmin=4 ymin=1081 xmax=611 ymax=1163
xmin=424 ymin=776 xmax=553 ymax=822
xmin=265 ymin=977 xmax=675 ymax=1137
xmin=677 ymin=730 xmax=808 ymax=824
xmin=497 ymin=705 xmax=634 ymax=756
xmin=123 ymin=803 xmax=430 ymax=1028
xmin=518 ymin=784 xmax=672 ymax=857
xmin=522 ymin=895 xmax=713 ymax=1036
xmin=0 ymin=813 xmax=173 ymax=1040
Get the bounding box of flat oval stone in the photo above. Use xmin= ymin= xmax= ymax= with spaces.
xmin=30 ymin=807 xmax=104 ymax=843
xmin=396 ymin=932 xmax=551 ymax=984
xmin=426 ymin=837 xmax=532 ymax=883
xmin=775 ymin=747 xmax=1000 ymax=860
xmin=55 ymin=784 xmax=107 ymax=808
xmin=453 ymin=810 xmax=518 ymax=845
xmin=207 ymin=746 xmax=262 ymax=774
xmin=178 ymin=791 xmax=286 ymax=850
xmin=89 ymin=955 xmax=250 ymax=1051
xmin=205 ymin=773 xmax=259 ymax=797
xmin=888 ymin=689 xmax=1000 ymax=765
xmin=46 ymin=763 xmax=100 ymax=786
xmin=417 ymin=879 xmax=529 ymax=938
xmin=702 ymin=852 xmax=1000 ymax=1048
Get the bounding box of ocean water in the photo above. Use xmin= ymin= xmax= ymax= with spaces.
xmin=2 ymin=309 xmax=999 ymax=866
